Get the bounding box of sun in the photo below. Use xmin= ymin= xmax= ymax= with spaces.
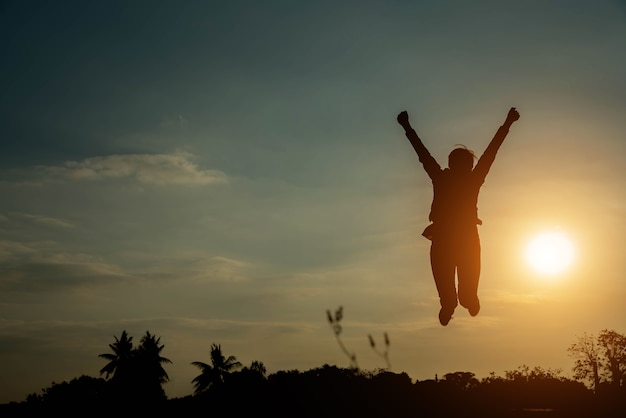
xmin=525 ymin=231 xmax=576 ymax=275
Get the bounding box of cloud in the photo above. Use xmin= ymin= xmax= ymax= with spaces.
xmin=127 ymin=252 xmax=256 ymax=284
xmin=0 ymin=240 xmax=131 ymax=292
xmin=0 ymin=240 xmax=38 ymax=262
xmin=186 ymin=255 xmax=252 ymax=283
xmin=4 ymin=212 xmax=74 ymax=228
xmin=41 ymin=152 xmax=227 ymax=186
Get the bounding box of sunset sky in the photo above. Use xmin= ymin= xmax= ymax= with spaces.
xmin=1 ymin=0 xmax=626 ymax=403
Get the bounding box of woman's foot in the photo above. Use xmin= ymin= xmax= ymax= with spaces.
xmin=438 ymin=306 xmax=456 ymax=326
xmin=462 ymin=298 xmax=480 ymax=317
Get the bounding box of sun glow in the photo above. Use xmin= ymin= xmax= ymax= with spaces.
xmin=525 ymin=231 xmax=576 ymax=276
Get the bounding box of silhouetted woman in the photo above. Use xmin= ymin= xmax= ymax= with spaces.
xmin=397 ymin=107 xmax=520 ymax=325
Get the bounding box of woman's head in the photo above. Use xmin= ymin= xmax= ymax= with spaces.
xmin=448 ymin=146 xmax=476 ymax=172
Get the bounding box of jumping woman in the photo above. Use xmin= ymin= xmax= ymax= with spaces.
xmin=397 ymin=107 xmax=520 ymax=325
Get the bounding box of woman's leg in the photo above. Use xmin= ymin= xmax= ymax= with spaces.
xmin=457 ymin=231 xmax=481 ymax=316
xmin=430 ymin=240 xmax=458 ymax=325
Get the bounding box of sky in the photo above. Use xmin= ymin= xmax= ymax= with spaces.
xmin=1 ymin=0 xmax=626 ymax=404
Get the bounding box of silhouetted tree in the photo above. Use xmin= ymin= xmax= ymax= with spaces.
xmin=442 ymin=371 xmax=479 ymax=390
xmin=98 ymin=330 xmax=135 ymax=385
xmin=504 ymin=364 xmax=563 ymax=382
xmin=247 ymin=360 xmax=267 ymax=377
xmin=214 ymin=359 xmax=269 ymax=413
xmin=134 ymin=331 xmax=172 ymax=401
xmin=7 ymin=376 xmax=110 ymax=416
xmin=475 ymin=365 xmax=591 ymax=416
xmin=98 ymin=330 xmax=171 ymax=404
xmin=224 ymin=360 xmax=267 ymax=389
xmin=568 ymin=332 xmax=601 ymax=392
xmin=191 ymin=343 xmax=242 ymax=394
xmin=227 ymin=360 xmax=267 ymax=386
xmin=40 ymin=376 xmax=108 ymax=407
xmin=597 ymin=329 xmax=626 ymax=387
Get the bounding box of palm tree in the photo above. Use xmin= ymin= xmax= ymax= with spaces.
xmin=191 ymin=343 xmax=242 ymax=394
xmin=135 ymin=331 xmax=172 ymax=401
xmin=98 ymin=330 xmax=134 ymax=382
xmin=136 ymin=331 xmax=172 ymax=384
xmin=99 ymin=330 xmax=172 ymax=403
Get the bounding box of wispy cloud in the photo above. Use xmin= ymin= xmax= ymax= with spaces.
xmin=4 ymin=212 xmax=74 ymax=228
xmin=40 ymin=152 xmax=227 ymax=186
xmin=128 ymin=253 xmax=256 ymax=284
xmin=0 ymin=240 xmax=131 ymax=292
xmin=187 ymin=255 xmax=252 ymax=283
xmin=0 ymin=240 xmax=38 ymax=262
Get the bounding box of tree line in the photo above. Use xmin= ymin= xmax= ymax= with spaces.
xmin=1 ymin=328 xmax=625 ymax=417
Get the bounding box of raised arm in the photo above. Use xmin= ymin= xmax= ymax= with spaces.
xmin=473 ymin=107 xmax=520 ymax=181
xmin=397 ymin=111 xmax=441 ymax=178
